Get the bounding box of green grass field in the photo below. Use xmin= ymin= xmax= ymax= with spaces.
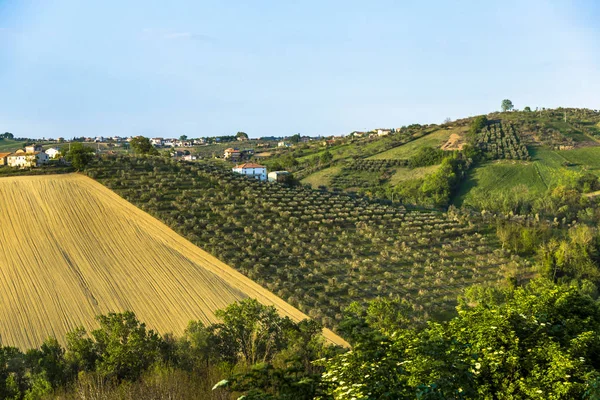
xmin=300 ymin=166 xmax=342 ymax=188
xmin=368 ymin=129 xmax=452 ymax=160
xmin=0 ymin=140 xmax=25 ymax=152
xmin=455 ymin=146 xmax=600 ymax=206
xmin=389 ymin=165 xmax=440 ymax=185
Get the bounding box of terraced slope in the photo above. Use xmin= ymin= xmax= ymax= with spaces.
xmin=0 ymin=174 xmax=346 ymax=349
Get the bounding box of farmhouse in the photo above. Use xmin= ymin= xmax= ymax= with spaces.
xmin=224 ymin=148 xmax=241 ymax=160
xmin=45 ymin=147 xmax=61 ymax=159
xmin=7 ymin=152 xmax=49 ymax=168
xmin=0 ymin=152 xmax=10 ymax=166
xmin=377 ymin=129 xmax=392 ymax=136
xmin=268 ymin=170 xmax=290 ymax=183
xmin=150 ymin=138 xmax=164 ymax=146
xmin=25 ymin=144 xmax=43 ymax=153
xmin=232 ymin=163 xmax=267 ymax=181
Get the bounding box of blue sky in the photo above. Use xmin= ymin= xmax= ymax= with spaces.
xmin=0 ymin=0 xmax=598 ymax=139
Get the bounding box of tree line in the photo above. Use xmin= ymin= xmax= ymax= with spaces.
xmin=3 ymin=276 xmax=600 ymax=399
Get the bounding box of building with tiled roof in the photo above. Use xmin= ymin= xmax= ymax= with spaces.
xmin=232 ymin=163 xmax=267 ymax=181
xmin=0 ymin=152 xmax=11 ymax=166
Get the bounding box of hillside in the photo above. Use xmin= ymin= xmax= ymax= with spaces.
xmin=85 ymin=156 xmax=520 ymax=328
xmin=0 ymin=174 xmax=345 ymax=349
xmin=295 ymin=108 xmax=600 ymax=209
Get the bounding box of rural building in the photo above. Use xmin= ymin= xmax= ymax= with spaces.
xmin=150 ymin=138 xmax=164 ymax=146
xmin=224 ymin=148 xmax=242 ymax=160
xmin=232 ymin=163 xmax=267 ymax=181
xmin=268 ymin=171 xmax=290 ymax=183
xmin=7 ymin=152 xmax=49 ymax=168
xmin=0 ymin=152 xmax=10 ymax=166
xmin=45 ymin=147 xmax=61 ymax=159
xmin=377 ymin=129 xmax=392 ymax=136
xmin=25 ymin=144 xmax=43 ymax=153
xmin=278 ymin=141 xmax=291 ymax=148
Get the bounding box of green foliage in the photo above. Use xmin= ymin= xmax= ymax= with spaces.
xmin=236 ymin=131 xmax=249 ymax=140
xmin=501 ymin=99 xmax=514 ymax=112
xmin=524 ymin=106 xmax=532 ymax=112
xmin=538 ymin=225 xmax=600 ymax=286
xmin=129 ymin=136 xmax=158 ymax=155
xmin=64 ymin=142 xmax=95 ymax=170
xmin=91 ymin=312 xmax=162 ymax=381
xmin=0 ymin=132 xmax=14 ymax=139
xmin=408 ymin=146 xmax=445 ymax=168
xmin=321 ymin=280 xmax=600 ymax=399
xmin=212 ymin=299 xmax=293 ymax=365
xmin=476 ymin=122 xmax=529 ymax=161
xmin=319 ymin=150 xmax=333 ymax=164
xmin=395 ymin=154 xmax=472 ymax=208
xmin=469 ymin=115 xmax=488 ymax=136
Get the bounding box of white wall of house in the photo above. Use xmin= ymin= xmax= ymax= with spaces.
xmin=232 ymin=166 xmax=267 ymax=181
xmin=7 ymin=152 xmax=49 ymax=168
xmin=45 ymin=148 xmax=61 ymax=159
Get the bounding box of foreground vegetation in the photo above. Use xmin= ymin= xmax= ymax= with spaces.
xmin=3 ymin=277 xmax=600 ymax=399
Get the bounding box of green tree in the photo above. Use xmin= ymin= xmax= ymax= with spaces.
xmin=0 ymin=132 xmax=14 ymax=139
xmin=319 ymin=151 xmax=333 ymax=165
xmin=179 ymin=135 xmax=188 ymax=141
xmin=211 ymin=299 xmax=293 ymax=365
xmin=469 ymin=115 xmax=488 ymax=136
xmin=322 ymin=280 xmax=600 ymax=399
xmin=130 ymin=136 xmax=158 ymax=155
xmin=501 ymin=99 xmax=514 ymax=112
xmin=524 ymin=106 xmax=532 ymax=112
xmin=236 ymin=131 xmax=249 ymax=140
xmin=73 ymin=312 xmax=163 ymax=381
xmin=26 ymin=337 xmax=68 ymax=388
xmin=65 ymin=142 xmax=95 ymax=170
xmin=176 ymin=321 xmax=214 ymax=371
xmin=289 ymin=134 xmax=301 ymax=144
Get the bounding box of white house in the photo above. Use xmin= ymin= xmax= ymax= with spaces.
xmin=7 ymin=151 xmax=49 ymax=168
xmin=377 ymin=129 xmax=392 ymax=136
xmin=278 ymin=141 xmax=291 ymax=148
xmin=150 ymin=138 xmax=164 ymax=146
xmin=25 ymin=144 xmax=43 ymax=153
xmin=45 ymin=147 xmax=61 ymax=159
xmin=232 ymin=163 xmax=267 ymax=181
xmin=268 ymin=170 xmax=290 ymax=183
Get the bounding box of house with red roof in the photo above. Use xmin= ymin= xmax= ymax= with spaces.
xmin=232 ymin=163 xmax=267 ymax=181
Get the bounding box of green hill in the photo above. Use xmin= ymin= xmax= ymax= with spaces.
xmin=86 ymin=155 xmax=519 ymax=327
xmin=295 ymin=108 xmax=600 ymax=212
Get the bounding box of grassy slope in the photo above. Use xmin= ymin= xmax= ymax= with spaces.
xmin=0 ymin=174 xmax=345 ymax=349
xmin=0 ymin=140 xmax=25 ymax=152
xmin=390 ymin=165 xmax=441 ymax=185
xmin=368 ymin=129 xmax=452 ymax=160
xmin=455 ymin=146 xmax=600 ymax=206
xmin=301 ymin=165 xmax=342 ymax=188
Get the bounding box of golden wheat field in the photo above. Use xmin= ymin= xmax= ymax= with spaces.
xmin=0 ymin=174 xmax=346 ymax=349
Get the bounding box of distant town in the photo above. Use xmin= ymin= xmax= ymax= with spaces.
xmin=0 ymin=128 xmax=403 ymax=181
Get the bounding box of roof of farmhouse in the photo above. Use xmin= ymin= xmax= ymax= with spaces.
xmin=234 ymin=163 xmax=265 ymax=169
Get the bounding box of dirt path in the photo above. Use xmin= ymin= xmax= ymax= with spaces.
xmin=441 ymin=133 xmax=464 ymax=150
